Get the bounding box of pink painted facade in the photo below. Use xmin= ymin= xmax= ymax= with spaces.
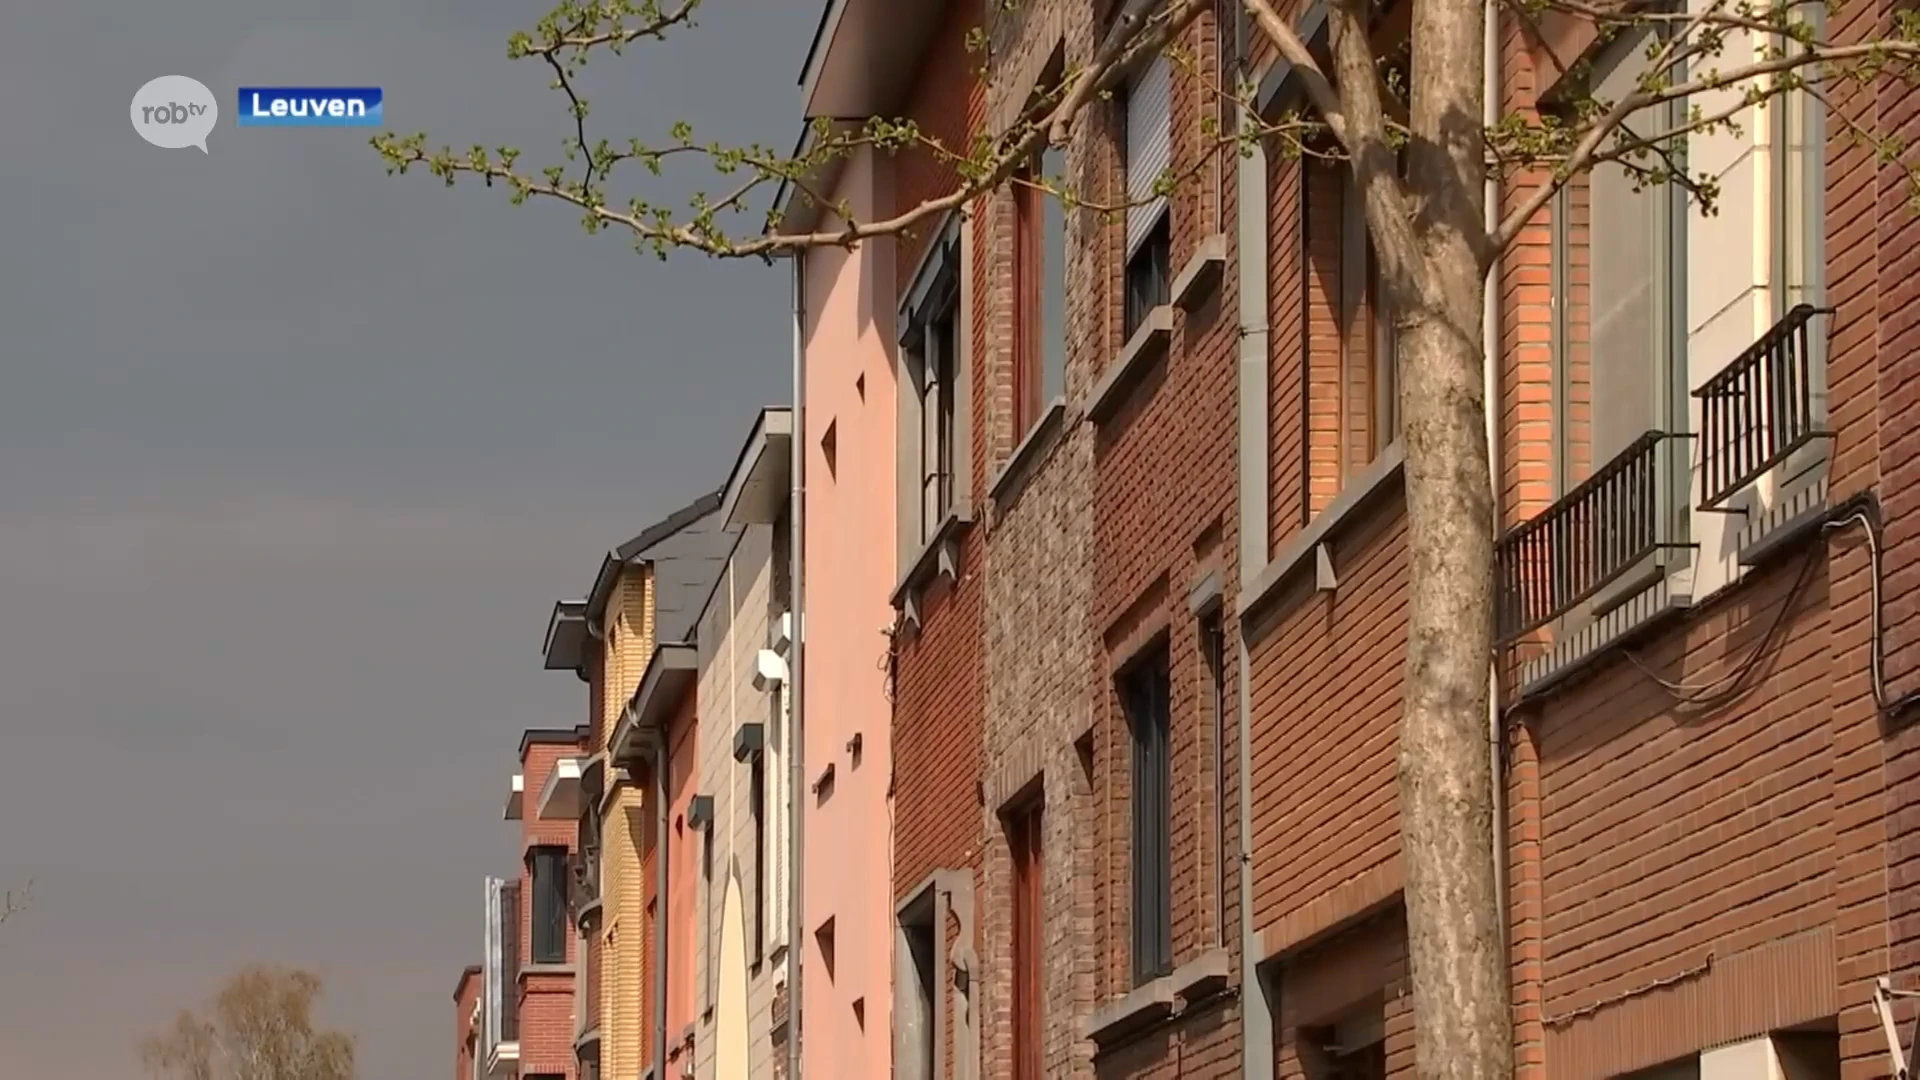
xmin=663 ymin=683 xmax=701 ymax=1071
xmin=799 ymin=143 xmax=899 ymax=1080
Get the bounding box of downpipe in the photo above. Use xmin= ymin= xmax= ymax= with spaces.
xmin=1235 ymin=57 xmax=1276 ymax=1080
xmin=786 ymin=250 xmax=807 ymax=1080
xmin=1482 ymin=0 xmax=1510 ymax=975
xmin=652 ymin=731 xmax=669 ymax=1080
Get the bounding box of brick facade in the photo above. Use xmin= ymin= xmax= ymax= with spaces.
xmin=517 ymin=730 xmax=586 ymax=1079
xmin=888 ymin=6 xmax=990 ymax=1080
xmin=1233 ymin=2 xmax=1906 ymax=1078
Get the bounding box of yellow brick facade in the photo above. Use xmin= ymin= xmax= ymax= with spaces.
xmin=595 ymin=569 xmax=655 ymax=1080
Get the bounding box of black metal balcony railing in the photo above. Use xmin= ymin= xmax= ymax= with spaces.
xmin=1496 ymin=430 xmax=1685 ymax=645
xmin=1694 ymin=303 xmax=1832 ymax=510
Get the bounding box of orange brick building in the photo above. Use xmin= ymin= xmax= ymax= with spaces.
xmin=505 ymin=727 xmax=588 ymax=1080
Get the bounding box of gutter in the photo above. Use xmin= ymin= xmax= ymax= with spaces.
xmin=1483 ymin=0 xmax=1509 ymax=970
xmin=652 ymin=731 xmax=669 ymax=1080
xmin=1233 ymin=45 xmax=1276 ymax=1080
xmin=786 ymin=248 xmax=808 ymax=1080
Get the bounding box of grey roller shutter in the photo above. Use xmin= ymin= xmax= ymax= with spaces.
xmin=1125 ymin=53 xmax=1172 ymax=258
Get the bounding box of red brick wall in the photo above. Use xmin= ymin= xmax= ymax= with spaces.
xmin=1088 ymin=0 xmax=1244 ymax=1062
xmin=664 ymin=688 xmax=699 ymax=1055
xmin=518 ymin=735 xmax=582 ymax=1079
xmin=891 ymin=0 xmax=986 ymax=897
xmin=1513 ymin=560 xmax=1852 ymax=1077
xmin=894 ymin=0 xmax=984 ymax=298
xmin=890 ymin=12 xmax=989 ymax=1080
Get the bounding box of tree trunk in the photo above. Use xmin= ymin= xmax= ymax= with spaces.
xmin=1391 ymin=0 xmax=1512 ymax=1074
xmin=1396 ymin=303 xmax=1510 ymax=1080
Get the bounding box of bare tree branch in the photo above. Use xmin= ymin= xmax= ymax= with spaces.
xmin=1491 ymin=33 xmax=1920 ymax=256
xmin=0 ymin=881 xmax=28 ymax=926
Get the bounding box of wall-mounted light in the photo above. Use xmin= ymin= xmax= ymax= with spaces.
xmin=752 ymin=648 xmax=788 ymax=692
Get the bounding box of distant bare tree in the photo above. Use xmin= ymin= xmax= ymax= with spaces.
xmin=0 ymin=881 xmax=28 ymax=926
xmin=139 ymin=965 xmax=355 ymax=1080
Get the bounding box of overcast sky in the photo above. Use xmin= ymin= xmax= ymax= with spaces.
xmin=0 ymin=1 xmax=816 ymax=1074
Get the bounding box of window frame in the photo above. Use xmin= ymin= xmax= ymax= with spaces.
xmin=1014 ymin=147 xmax=1069 ymax=437
xmin=1125 ymin=215 xmax=1172 ymax=340
xmin=896 ymin=890 xmax=942 ymax=1080
xmin=1121 ymin=642 xmax=1175 ymax=986
xmin=1769 ymin=5 xmax=1828 ymax=425
xmin=1546 ymin=25 xmax=1691 ymax=537
xmin=1122 ymin=55 xmax=1173 ymax=340
xmin=527 ymin=845 xmax=569 ymax=965
xmin=899 ymin=214 xmax=964 ymax=549
xmin=1339 ymin=160 xmax=1405 ymax=470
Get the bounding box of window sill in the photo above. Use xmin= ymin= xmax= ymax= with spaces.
xmin=1171 ymin=234 xmax=1228 ymax=311
xmin=1513 ymin=573 xmax=1693 ymax=702
xmin=1086 ymin=307 xmax=1174 ymax=424
xmin=1084 ymin=980 xmax=1175 ymax=1049
xmin=517 ymin=961 xmax=575 ymax=983
xmin=890 ymin=506 xmax=974 ymax=623
xmin=1736 ymin=464 xmax=1830 ymax=570
xmin=1084 ymin=947 xmax=1234 ymax=1051
xmin=989 ymin=398 xmax=1067 ymax=506
xmin=1238 ymin=443 xmax=1405 ymax=641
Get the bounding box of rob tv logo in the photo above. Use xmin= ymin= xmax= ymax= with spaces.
xmin=237 ymin=87 xmax=384 ymax=127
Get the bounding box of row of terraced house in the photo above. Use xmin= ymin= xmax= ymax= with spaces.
xmin=448 ymin=0 xmax=1920 ymax=1076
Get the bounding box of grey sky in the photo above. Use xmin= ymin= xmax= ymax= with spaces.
xmin=0 ymin=1 xmax=815 ymax=1074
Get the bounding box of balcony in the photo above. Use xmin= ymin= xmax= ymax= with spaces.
xmin=1694 ymin=303 xmax=1832 ymax=510
xmin=1496 ymin=431 xmax=1692 ymax=646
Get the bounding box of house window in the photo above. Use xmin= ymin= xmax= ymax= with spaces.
xmin=898 ymin=895 xmax=939 ymax=1080
xmin=922 ymin=310 xmax=958 ymax=541
xmin=1008 ymin=799 xmax=1044 ymax=1080
xmin=1015 ymin=147 xmax=1069 ymax=434
xmin=1343 ymin=163 xmax=1403 ymax=463
xmin=1123 ymin=54 xmax=1173 ymax=339
xmin=528 ymin=846 xmax=567 ymax=964
xmin=1550 ymin=26 xmax=1689 ymax=509
xmin=1324 ymin=1040 xmax=1386 ymax=1080
xmin=1121 ymin=643 xmax=1174 ymax=985
xmin=1771 ymin=7 xmax=1826 ymax=325
xmin=750 ymin=748 xmax=767 ymax=964
xmin=701 ymin=817 xmax=714 ymax=1010
xmin=900 ymin=217 xmax=963 ymax=549
xmin=1200 ymin=609 xmax=1227 ymax=944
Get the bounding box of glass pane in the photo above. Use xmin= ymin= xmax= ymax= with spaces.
xmin=1588 ymin=34 xmax=1658 ymax=466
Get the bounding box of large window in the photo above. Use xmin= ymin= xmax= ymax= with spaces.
xmin=923 ymin=310 xmax=957 ymax=540
xmin=1550 ymin=26 xmax=1689 ymax=504
xmin=1121 ymin=643 xmax=1174 ymax=985
xmin=527 ymin=846 xmax=568 ymax=965
xmin=1340 ymin=161 xmax=1403 ymax=467
xmin=898 ymin=897 xmax=939 ymax=1080
xmin=1007 ymin=799 xmax=1044 ymax=1080
xmin=1123 ymin=54 xmax=1173 ymax=338
xmin=1015 ymin=147 xmax=1068 ymax=435
xmin=1772 ymin=8 xmax=1826 ymax=324
xmin=901 ymin=219 xmax=962 ymax=548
